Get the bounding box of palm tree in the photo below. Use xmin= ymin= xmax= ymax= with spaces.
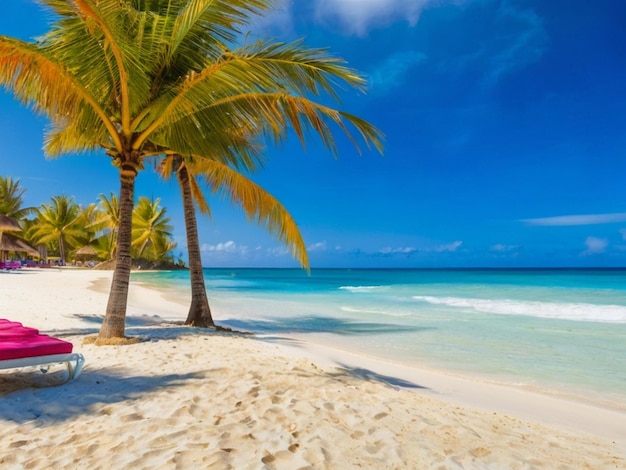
xmin=90 ymin=193 xmax=120 ymax=260
xmin=147 ymin=234 xmax=178 ymax=264
xmin=0 ymin=1 xmax=383 ymax=339
xmin=0 ymin=176 xmax=34 ymax=221
xmin=131 ymin=197 xmax=174 ymax=259
xmin=160 ymin=153 xmax=308 ymax=327
xmin=29 ymin=195 xmax=86 ymax=262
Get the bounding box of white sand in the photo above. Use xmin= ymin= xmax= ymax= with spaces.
xmin=0 ymin=268 xmax=624 ymax=469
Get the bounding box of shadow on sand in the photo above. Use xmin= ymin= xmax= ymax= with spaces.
xmin=220 ymin=315 xmax=431 ymax=336
xmin=46 ymin=313 xmax=429 ymax=341
xmin=330 ymin=363 xmax=427 ymax=390
xmin=0 ymin=367 xmax=208 ymax=425
xmin=0 ymin=314 xmax=431 ymax=425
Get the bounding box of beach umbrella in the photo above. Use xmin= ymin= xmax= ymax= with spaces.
xmin=75 ymin=245 xmax=98 ymax=259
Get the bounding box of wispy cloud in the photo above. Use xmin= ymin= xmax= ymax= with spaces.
xmin=523 ymin=213 xmax=626 ymax=226
xmin=312 ymin=0 xmax=433 ymax=36
xmin=485 ymin=2 xmax=548 ymax=84
xmin=378 ymin=246 xmax=417 ymax=256
xmin=369 ymin=50 xmax=427 ymax=94
xmin=376 ymin=240 xmax=462 ymax=256
xmin=432 ymin=241 xmax=463 ymax=252
xmin=448 ymin=1 xmax=548 ymax=87
xmin=582 ymin=237 xmax=608 ymax=255
xmin=201 ymin=241 xmax=248 ymax=256
xmin=490 ymin=243 xmax=521 ymax=252
xmin=307 ymin=241 xmax=328 ymax=252
xmin=266 ymin=246 xmax=290 ymax=257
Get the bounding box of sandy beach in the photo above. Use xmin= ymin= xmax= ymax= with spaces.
xmin=0 ymin=268 xmax=624 ymax=469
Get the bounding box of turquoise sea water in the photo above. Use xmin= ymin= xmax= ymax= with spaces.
xmin=132 ymin=268 xmax=626 ymax=406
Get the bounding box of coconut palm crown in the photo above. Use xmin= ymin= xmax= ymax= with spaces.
xmin=0 ymin=0 xmax=383 ymax=339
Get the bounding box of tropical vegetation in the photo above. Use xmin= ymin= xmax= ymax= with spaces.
xmin=0 ymin=175 xmax=178 ymax=266
xmin=0 ymin=0 xmax=383 ymax=340
xmin=28 ymin=195 xmax=86 ymax=262
xmin=0 ymin=176 xmax=34 ymax=220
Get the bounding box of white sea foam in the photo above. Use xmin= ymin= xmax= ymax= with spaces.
xmin=412 ymin=295 xmax=626 ymax=323
xmin=339 ymin=285 xmax=387 ymax=292
xmin=340 ymin=306 xmax=410 ymax=317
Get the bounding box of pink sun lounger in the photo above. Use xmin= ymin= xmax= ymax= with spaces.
xmin=0 ymin=319 xmax=85 ymax=382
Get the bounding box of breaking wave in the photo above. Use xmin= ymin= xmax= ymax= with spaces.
xmin=412 ymin=295 xmax=626 ymax=323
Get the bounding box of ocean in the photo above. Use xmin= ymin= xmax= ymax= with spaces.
xmin=132 ymin=268 xmax=626 ymax=407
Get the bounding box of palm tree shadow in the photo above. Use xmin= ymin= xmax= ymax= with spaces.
xmin=252 ymin=335 xmax=429 ymax=391
xmin=329 ymin=363 xmax=428 ymax=390
xmin=0 ymin=367 xmax=208 ymax=425
xmin=220 ymin=316 xmax=431 ymax=336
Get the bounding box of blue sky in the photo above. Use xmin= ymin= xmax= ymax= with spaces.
xmin=1 ymin=0 xmax=626 ymax=268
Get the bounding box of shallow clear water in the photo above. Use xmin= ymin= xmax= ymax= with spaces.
xmin=132 ymin=268 xmax=626 ymax=403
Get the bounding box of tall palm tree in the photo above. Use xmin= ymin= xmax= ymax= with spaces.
xmin=160 ymin=153 xmax=308 ymax=327
xmin=131 ymin=196 xmax=174 ymax=259
xmin=29 ymin=195 xmax=86 ymax=262
xmin=0 ymin=1 xmax=383 ymax=339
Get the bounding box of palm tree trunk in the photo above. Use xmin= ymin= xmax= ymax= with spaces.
xmin=99 ymin=163 xmax=137 ymax=339
xmin=178 ymin=161 xmax=215 ymax=327
xmin=58 ymin=236 xmax=65 ymax=263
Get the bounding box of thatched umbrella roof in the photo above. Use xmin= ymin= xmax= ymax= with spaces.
xmin=0 ymin=233 xmax=39 ymax=257
xmin=0 ymin=214 xmax=21 ymax=232
xmin=75 ymin=245 xmax=98 ymax=259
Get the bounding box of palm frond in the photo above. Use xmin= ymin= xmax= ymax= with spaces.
xmin=188 ymin=170 xmax=212 ymax=216
xmin=0 ymin=35 xmax=123 ymax=152
xmin=166 ymin=0 xmax=274 ymax=62
xmin=69 ymin=0 xmax=153 ymax=131
xmin=196 ymin=158 xmax=309 ymax=269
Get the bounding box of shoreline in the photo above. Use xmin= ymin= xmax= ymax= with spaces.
xmin=108 ymin=268 xmax=626 ymax=444
xmin=0 ymin=268 xmax=625 ymax=468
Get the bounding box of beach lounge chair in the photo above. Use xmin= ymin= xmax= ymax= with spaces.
xmin=0 ymin=319 xmax=85 ymax=383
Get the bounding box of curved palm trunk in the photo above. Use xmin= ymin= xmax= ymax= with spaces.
xmin=178 ymin=162 xmax=215 ymax=327
xmin=99 ymin=164 xmax=137 ymax=339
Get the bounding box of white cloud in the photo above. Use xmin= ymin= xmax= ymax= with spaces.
xmin=313 ymin=0 xmax=433 ymax=36
xmin=369 ymin=50 xmax=427 ymax=93
xmin=490 ymin=243 xmax=520 ymax=252
xmin=266 ymin=246 xmax=290 ymax=257
xmin=523 ymin=213 xmax=626 ymax=226
xmin=201 ymin=241 xmax=248 ymax=255
xmin=379 ymin=246 xmax=417 ymax=255
xmin=582 ymin=237 xmax=608 ymax=256
xmin=307 ymin=241 xmax=328 ymax=252
xmin=433 ymin=241 xmax=463 ymax=252
xmin=376 ymin=241 xmax=462 ymax=256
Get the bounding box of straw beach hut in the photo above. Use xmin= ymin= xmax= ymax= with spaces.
xmin=74 ymin=245 xmax=99 ymax=265
xmin=0 ymin=214 xmax=21 ymax=233
xmin=0 ymin=233 xmax=39 ymax=260
xmin=0 ymin=215 xmax=29 ymax=262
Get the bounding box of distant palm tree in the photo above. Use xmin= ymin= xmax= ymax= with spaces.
xmin=160 ymin=153 xmax=308 ymax=327
xmin=131 ymin=197 xmax=174 ymax=260
xmin=90 ymin=193 xmax=120 ymax=260
xmin=0 ymin=176 xmax=33 ymax=221
xmin=29 ymin=195 xmax=86 ymax=262
xmin=0 ymin=1 xmax=383 ymax=339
